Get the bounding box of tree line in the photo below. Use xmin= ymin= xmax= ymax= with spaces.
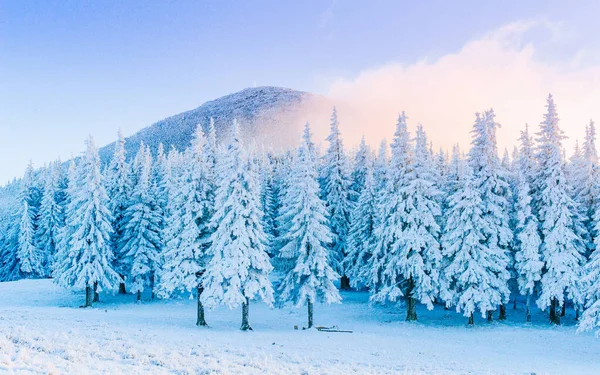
xmin=1 ymin=95 xmax=600 ymax=334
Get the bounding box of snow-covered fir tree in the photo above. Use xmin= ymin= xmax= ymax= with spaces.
xmin=201 ymin=120 xmax=273 ymax=331
xmin=369 ymin=119 xmax=442 ymax=321
xmin=17 ymin=200 xmax=43 ymax=277
xmin=36 ymin=161 xmax=65 ymax=275
xmin=579 ymin=203 xmax=600 ymax=334
xmin=345 ymin=154 xmax=376 ymax=289
xmin=467 ymin=110 xmax=512 ymax=321
xmin=350 ymin=136 xmax=371 ymax=200
xmin=320 ymin=107 xmax=354 ymax=289
xmin=513 ymin=125 xmax=543 ymax=322
xmin=442 ymin=162 xmax=508 ymax=325
xmin=534 ymin=94 xmax=585 ymax=325
xmin=158 ymin=126 xmax=215 ymax=326
xmin=277 ymin=123 xmax=341 ymax=328
xmin=53 ymin=136 xmax=120 ymax=307
xmin=105 ymin=129 xmax=132 ymax=294
xmin=573 ymin=120 xmax=598 ymax=256
xmin=119 ymin=144 xmax=162 ymax=301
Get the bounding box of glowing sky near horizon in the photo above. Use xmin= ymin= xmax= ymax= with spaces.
xmin=2 ymin=1 xmax=600 ymax=182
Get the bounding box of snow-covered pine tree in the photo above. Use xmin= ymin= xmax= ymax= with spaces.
xmin=579 ymin=203 xmax=600 ymax=334
xmin=369 ymin=120 xmax=442 ymax=321
xmin=572 ymin=120 xmax=599 ymax=256
xmin=53 ymin=136 xmax=120 ymax=307
xmin=442 ymin=162 xmax=507 ymax=325
xmin=350 ymin=136 xmax=371 ymax=200
xmin=277 ymin=123 xmax=341 ymax=328
xmin=258 ymin=153 xmax=278 ymax=256
xmin=467 ymin=110 xmax=512 ymax=321
xmin=513 ymin=125 xmax=543 ymax=322
xmin=534 ymin=95 xmax=586 ymax=324
xmin=345 ymin=154 xmax=376 ymax=289
xmin=320 ymin=107 xmax=354 ymax=290
xmin=374 ymin=139 xmax=388 ymax=194
xmin=201 ymin=120 xmax=273 ymax=331
xmin=36 ymin=161 xmax=65 ymax=275
xmin=158 ymin=126 xmax=214 ymax=326
xmin=16 ymin=200 xmax=43 ymax=277
xmin=119 ymin=143 xmax=162 ymax=301
xmin=15 ymin=162 xmax=44 ymax=278
xmin=105 ymin=129 xmax=132 ymax=294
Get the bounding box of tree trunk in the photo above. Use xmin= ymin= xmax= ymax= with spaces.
xmin=486 ymin=310 xmax=493 ymax=322
xmin=93 ymin=281 xmax=99 ymax=302
xmin=576 ymin=308 xmax=580 ymax=321
xmin=513 ymin=296 xmax=517 ymax=310
xmin=550 ymin=298 xmax=560 ymax=325
xmin=196 ymin=285 xmax=207 ymax=326
xmin=340 ymin=275 xmax=351 ymax=290
xmin=85 ymin=285 xmax=93 ymax=307
xmin=526 ymin=294 xmax=531 ymax=323
xmin=150 ymin=272 xmax=156 ymax=300
xmin=241 ymin=297 xmax=252 ymax=331
xmin=405 ymin=277 xmax=417 ymax=321
xmin=561 ymin=302 xmax=566 ymax=317
xmin=136 ymin=290 xmax=141 ymax=302
xmin=468 ymin=312 xmax=474 ymax=325
xmin=499 ymin=303 xmax=507 ymax=321
xmin=307 ymin=300 xmax=314 ymax=329
xmin=118 ymin=274 xmax=127 ymax=294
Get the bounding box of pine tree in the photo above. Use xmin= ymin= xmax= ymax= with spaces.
xmin=105 ymin=129 xmax=132 ymax=294
xmin=277 ymin=123 xmax=341 ymax=328
xmin=119 ymin=144 xmax=162 ymax=301
xmin=513 ymin=126 xmax=543 ymax=322
xmin=320 ymin=107 xmax=354 ymax=289
xmin=53 ymin=136 xmax=120 ymax=307
xmin=350 ymin=136 xmax=371 ymax=200
xmin=201 ymin=120 xmax=273 ymax=331
xmin=259 ymin=153 xmax=278 ymax=256
xmin=345 ymin=161 xmax=376 ymax=289
xmin=36 ymin=161 xmax=65 ymax=275
xmin=442 ymin=163 xmax=506 ymax=324
xmin=575 ymin=120 xmax=598 ymax=256
xmin=158 ymin=126 xmax=214 ymax=325
xmin=369 ymin=119 xmax=442 ymax=320
xmin=17 ymin=200 xmax=43 ymax=277
xmin=534 ymin=94 xmax=585 ymax=324
xmin=468 ymin=110 xmax=512 ymax=321
xmin=579 ymin=205 xmax=600 ymax=334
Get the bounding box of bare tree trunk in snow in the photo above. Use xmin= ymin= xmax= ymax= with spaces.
xmin=85 ymin=285 xmax=93 ymax=307
xmin=196 ymin=285 xmax=207 ymax=326
xmin=241 ymin=297 xmax=252 ymax=331
xmin=405 ymin=277 xmax=417 ymax=321
xmin=93 ymin=281 xmax=99 ymax=302
xmin=526 ymin=294 xmax=531 ymax=323
xmin=308 ymin=300 xmax=314 ymax=329
xmin=499 ymin=303 xmax=507 ymax=320
xmin=486 ymin=310 xmax=493 ymax=322
xmin=468 ymin=312 xmax=474 ymax=325
xmin=118 ymin=274 xmax=127 ymax=294
xmin=340 ymin=275 xmax=351 ymax=290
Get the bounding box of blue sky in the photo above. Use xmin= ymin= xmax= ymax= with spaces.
xmin=1 ymin=1 xmax=599 ymax=182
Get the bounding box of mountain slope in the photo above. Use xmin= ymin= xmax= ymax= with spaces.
xmin=99 ymin=86 xmax=328 ymax=162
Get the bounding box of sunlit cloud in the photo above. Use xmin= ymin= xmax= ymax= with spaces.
xmin=318 ymin=19 xmax=600 ymax=156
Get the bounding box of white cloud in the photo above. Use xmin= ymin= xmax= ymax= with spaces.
xmin=321 ymin=19 xmax=600 ymax=156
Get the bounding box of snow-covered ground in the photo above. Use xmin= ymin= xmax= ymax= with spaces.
xmin=0 ymin=279 xmax=599 ymax=374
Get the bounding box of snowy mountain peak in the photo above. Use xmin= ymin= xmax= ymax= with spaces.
xmin=99 ymin=86 xmax=327 ymax=162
